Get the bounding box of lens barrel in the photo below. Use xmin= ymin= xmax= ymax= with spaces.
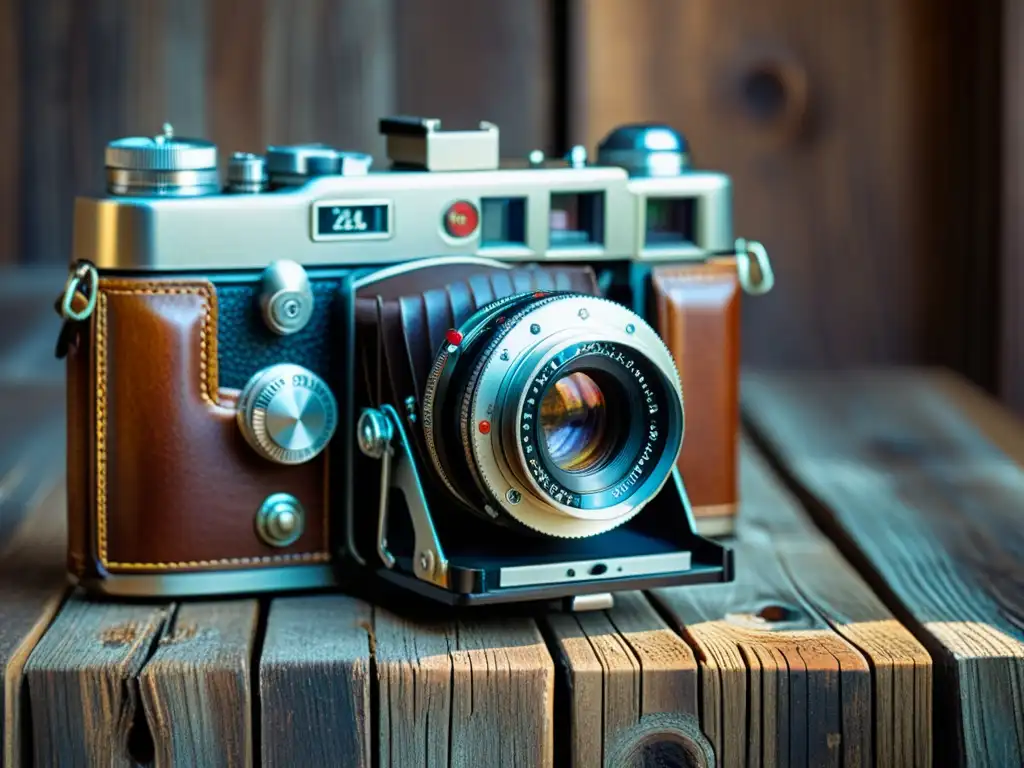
xmin=423 ymin=290 xmax=685 ymax=538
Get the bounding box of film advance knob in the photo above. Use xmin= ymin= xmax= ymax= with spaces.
xmin=237 ymin=364 xmax=338 ymax=465
xmin=105 ymin=122 xmax=220 ymax=196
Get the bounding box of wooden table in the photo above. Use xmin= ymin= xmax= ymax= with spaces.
xmin=1 ymin=268 xmax=1021 ymax=768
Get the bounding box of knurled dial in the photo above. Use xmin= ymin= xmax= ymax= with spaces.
xmin=237 ymin=364 xmax=338 ymax=465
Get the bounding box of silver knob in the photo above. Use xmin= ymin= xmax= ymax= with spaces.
xmin=259 ymin=260 xmax=314 ymax=335
xmin=255 ymin=493 xmax=305 ymax=547
xmin=227 ymin=152 xmax=268 ymax=193
xmin=105 ymin=123 xmax=219 ymax=197
xmin=237 ymin=364 xmax=337 ymax=465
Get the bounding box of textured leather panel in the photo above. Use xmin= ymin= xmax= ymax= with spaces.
xmin=93 ymin=279 xmax=328 ymax=571
xmin=354 ymin=263 xmax=599 ymax=466
xmin=215 ymin=278 xmax=342 ymax=389
xmin=652 ymin=261 xmax=741 ymax=518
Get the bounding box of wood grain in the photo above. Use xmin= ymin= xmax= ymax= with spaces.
xmin=739 ymin=440 xmax=933 ymax=768
xmin=545 ymin=591 xmax=713 ymax=768
xmin=393 ymin=0 xmax=553 ymax=157
xmin=261 ymin=0 xmax=395 ymax=160
xmin=25 ymin=597 xmax=171 ymax=767
xmin=742 ymin=369 xmax=1024 ymax=766
xmin=568 ymin=0 xmax=964 ymax=372
xmin=375 ymin=609 xmax=554 ymax=767
xmin=0 ymin=0 xmax=21 ymax=265
xmin=1003 ymin=0 xmax=1024 ymax=413
xmin=652 ymin=543 xmax=872 ymax=768
xmin=259 ymin=595 xmax=372 ymax=768
xmin=0 ymin=485 xmax=67 ymax=768
xmin=140 ymin=600 xmax=259 ymax=768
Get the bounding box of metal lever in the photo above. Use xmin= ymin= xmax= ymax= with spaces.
xmin=357 ymin=405 xmax=449 ymax=588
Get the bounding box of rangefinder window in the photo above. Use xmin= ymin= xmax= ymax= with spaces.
xmin=645 ymin=196 xmax=697 ymax=247
xmin=549 ymin=192 xmax=605 ymax=247
xmin=480 ymin=196 xmax=527 ymax=247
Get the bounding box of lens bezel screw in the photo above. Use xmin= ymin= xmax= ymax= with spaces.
xmin=506 ymin=488 xmax=522 ymax=505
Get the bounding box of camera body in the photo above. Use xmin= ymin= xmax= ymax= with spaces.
xmin=57 ymin=116 xmax=773 ymax=605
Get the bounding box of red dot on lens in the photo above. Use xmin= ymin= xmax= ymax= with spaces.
xmin=445 ymin=329 xmax=463 ymax=345
xmin=478 ymin=420 xmax=491 ymax=434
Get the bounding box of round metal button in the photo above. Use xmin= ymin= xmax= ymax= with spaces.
xmin=237 ymin=364 xmax=338 ymax=465
xmin=255 ymin=493 xmax=305 ymax=547
xmin=259 ymin=260 xmax=314 ymax=335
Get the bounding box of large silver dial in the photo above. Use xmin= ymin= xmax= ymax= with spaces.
xmin=237 ymin=364 xmax=337 ymax=465
xmin=105 ymin=123 xmax=219 ymax=197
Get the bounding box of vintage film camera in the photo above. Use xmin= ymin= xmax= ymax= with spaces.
xmin=55 ymin=116 xmax=773 ymax=607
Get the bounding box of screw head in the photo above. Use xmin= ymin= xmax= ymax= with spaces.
xmin=418 ymin=550 xmax=434 ymax=574
xmin=530 ymin=323 xmax=541 ymax=335
xmin=506 ymin=488 xmax=522 ymax=505
xmin=500 ymin=349 xmax=510 ymax=361
xmin=255 ymin=493 xmax=305 ymax=547
xmin=626 ymin=323 xmax=636 ymax=334
xmin=357 ymin=408 xmax=392 ymax=458
xmin=578 ymin=308 xmax=589 ymax=320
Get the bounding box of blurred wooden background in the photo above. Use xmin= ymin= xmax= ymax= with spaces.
xmin=0 ymin=0 xmax=1015 ymax=406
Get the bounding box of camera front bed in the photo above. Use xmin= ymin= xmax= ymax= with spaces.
xmin=370 ymin=522 xmax=733 ymax=607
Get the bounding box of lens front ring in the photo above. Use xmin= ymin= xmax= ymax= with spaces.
xmin=464 ymin=294 xmax=684 ymax=538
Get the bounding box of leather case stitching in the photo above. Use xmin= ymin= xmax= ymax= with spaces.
xmin=95 ymin=281 xmax=330 ymax=570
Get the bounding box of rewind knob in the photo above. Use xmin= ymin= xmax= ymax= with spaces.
xmin=237 ymin=364 xmax=337 ymax=465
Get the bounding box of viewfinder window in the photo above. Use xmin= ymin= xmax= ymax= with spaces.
xmin=550 ymin=192 xmax=604 ymax=247
xmin=644 ymin=197 xmax=697 ymax=247
xmin=481 ymin=197 xmax=527 ymax=247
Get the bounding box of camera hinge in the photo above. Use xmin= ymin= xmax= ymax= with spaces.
xmin=357 ymin=404 xmax=449 ymax=589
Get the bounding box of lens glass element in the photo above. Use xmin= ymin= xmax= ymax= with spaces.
xmin=540 ymin=372 xmax=612 ymax=473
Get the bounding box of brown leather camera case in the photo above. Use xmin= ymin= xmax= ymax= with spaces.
xmin=65 ymin=278 xmax=330 ymax=580
xmin=651 ymin=261 xmax=741 ymax=535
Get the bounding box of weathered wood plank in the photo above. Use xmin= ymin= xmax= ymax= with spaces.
xmin=742 ymin=369 xmax=1024 ymax=767
xmin=259 ymin=595 xmax=372 ymax=768
xmin=25 ymin=597 xmax=172 ymax=767
xmin=545 ymin=591 xmax=713 ymax=768
xmin=375 ymin=609 xmax=554 ymax=767
xmin=652 ymin=542 xmax=872 ymax=768
xmin=139 ymin=600 xmax=259 ymax=768
xmin=0 ymin=484 xmax=67 ymax=768
xmin=740 ymin=440 xmax=933 ymax=768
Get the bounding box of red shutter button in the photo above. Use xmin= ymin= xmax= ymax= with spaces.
xmin=443 ymin=200 xmax=479 ymax=239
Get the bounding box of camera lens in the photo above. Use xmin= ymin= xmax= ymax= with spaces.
xmin=540 ymin=371 xmax=615 ymax=473
xmin=423 ymin=289 xmax=684 ymax=539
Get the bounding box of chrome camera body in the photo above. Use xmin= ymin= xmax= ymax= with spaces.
xmin=59 ymin=116 xmax=773 ymax=608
